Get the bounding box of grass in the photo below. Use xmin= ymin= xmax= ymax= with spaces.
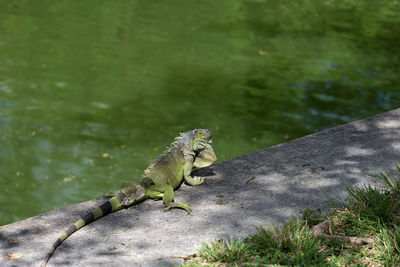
xmin=183 ymin=164 xmax=400 ymax=266
xmin=244 ymin=218 xmax=325 ymax=266
xmin=199 ymin=239 xmax=253 ymax=263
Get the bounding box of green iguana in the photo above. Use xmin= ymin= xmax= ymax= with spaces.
xmin=43 ymin=129 xmax=216 ymax=266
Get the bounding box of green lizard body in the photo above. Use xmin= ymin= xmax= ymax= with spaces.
xmin=43 ymin=129 xmax=216 ymax=266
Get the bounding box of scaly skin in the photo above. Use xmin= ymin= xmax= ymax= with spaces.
xmin=43 ymin=129 xmax=217 ymax=266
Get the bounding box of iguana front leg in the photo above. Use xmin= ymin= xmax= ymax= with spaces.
xmin=183 ymin=157 xmax=205 ymax=186
xmin=145 ymin=184 xmax=192 ymax=214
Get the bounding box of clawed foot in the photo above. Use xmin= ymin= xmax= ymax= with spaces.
xmin=192 ymin=176 xmax=205 ymax=185
xmin=165 ymin=203 xmax=192 ymax=214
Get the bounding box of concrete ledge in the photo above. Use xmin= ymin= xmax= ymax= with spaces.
xmin=1 ymin=108 xmax=400 ymax=266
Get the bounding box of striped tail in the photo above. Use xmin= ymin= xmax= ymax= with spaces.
xmin=43 ymin=194 xmax=125 ymax=266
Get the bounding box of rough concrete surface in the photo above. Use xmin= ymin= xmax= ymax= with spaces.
xmin=1 ymin=108 xmax=400 ymax=267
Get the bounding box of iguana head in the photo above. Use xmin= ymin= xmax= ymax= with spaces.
xmin=189 ymin=129 xmax=212 ymax=150
xmin=191 ymin=129 xmax=217 ymax=168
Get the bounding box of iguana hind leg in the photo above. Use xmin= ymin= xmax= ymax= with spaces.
xmin=120 ymin=183 xmax=146 ymax=206
xmin=145 ymin=184 xmax=191 ymax=214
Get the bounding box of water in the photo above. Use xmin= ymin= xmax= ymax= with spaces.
xmin=1 ymin=0 xmax=399 ymax=225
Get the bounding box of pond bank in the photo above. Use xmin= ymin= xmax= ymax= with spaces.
xmin=1 ymin=108 xmax=400 ymax=266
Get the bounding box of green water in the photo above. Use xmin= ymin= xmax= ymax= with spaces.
xmin=1 ymin=0 xmax=399 ymax=225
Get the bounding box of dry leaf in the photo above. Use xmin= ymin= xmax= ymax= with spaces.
xmin=245 ymin=176 xmax=256 ymax=184
xmin=4 ymin=253 xmax=23 ymax=260
xmin=7 ymin=239 xmax=18 ymax=244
